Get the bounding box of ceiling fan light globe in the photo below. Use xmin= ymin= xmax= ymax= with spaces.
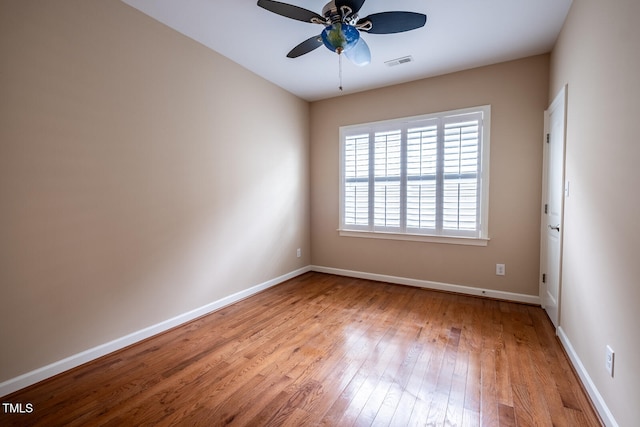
xmin=321 ymin=23 xmax=359 ymax=53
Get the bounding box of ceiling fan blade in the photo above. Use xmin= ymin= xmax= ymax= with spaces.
xmin=257 ymin=0 xmax=324 ymax=23
xmin=358 ymin=12 xmax=427 ymax=34
xmin=344 ymin=37 xmax=371 ymax=66
xmin=287 ymin=35 xmax=323 ymax=58
xmin=335 ymin=0 xmax=366 ymax=16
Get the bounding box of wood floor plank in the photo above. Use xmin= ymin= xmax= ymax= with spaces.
xmin=462 ymin=407 xmax=481 ymax=427
xmin=480 ymin=348 xmax=500 ymax=427
xmin=364 ymin=296 xmax=428 ymax=426
xmin=426 ymin=326 xmax=461 ymax=426
xmin=498 ymin=403 xmax=516 ymax=427
xmin=445 ymin=350 xmax=469 ymax=426
xmin=0 ymin=272 xmax=602 ymax=427
xmin=340 ymin=326 xmax=404 ymax=424
xmin=390 ymin=291 xmax=447 ymax=426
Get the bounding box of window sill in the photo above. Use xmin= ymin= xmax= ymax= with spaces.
xmin=338 ymin=229 xmax=490 ymax=246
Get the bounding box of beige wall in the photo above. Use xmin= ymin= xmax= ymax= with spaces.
xmin=550 ymin=0 xmax=640 ymax=425
xmin=310 ymin=55 xmax=549 ymax=296
xmin=0 ymin=0 xmax=310 ymax=382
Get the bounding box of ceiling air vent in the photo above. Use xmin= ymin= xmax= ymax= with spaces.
xmin=384 ymin=55 xmax=414 ymax=67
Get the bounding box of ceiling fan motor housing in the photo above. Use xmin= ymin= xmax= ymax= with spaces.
xmin=322 ymin=1 xmax=339 ymax=20
xmin=323 ymin=1 xmax=358 ymax=24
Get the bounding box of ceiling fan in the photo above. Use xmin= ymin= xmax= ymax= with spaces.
xmin=257 ymin=0 xmax=427 ymax=67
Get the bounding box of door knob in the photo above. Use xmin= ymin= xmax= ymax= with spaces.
xmin=549 ymin=225 xmax=560 ymax=232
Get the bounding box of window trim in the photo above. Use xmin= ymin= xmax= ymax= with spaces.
xmin=339 ymin=105 xmax=491 ymax=246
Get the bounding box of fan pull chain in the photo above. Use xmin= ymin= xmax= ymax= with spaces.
xmin=338 ymin=52 xmax=343 ymax=91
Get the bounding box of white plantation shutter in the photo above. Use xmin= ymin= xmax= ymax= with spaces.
xmin=340 ymin=106 xmax=489 ymax=241
xmin=406 ymin=122 xmax=438 ymax=231
xmin=442 ymin=113 xmax=482 ymax=235
xmin=374 ymin=131 xmax=402 ymax=229
xmin=344 ymin=133 xmax=370 ymax=227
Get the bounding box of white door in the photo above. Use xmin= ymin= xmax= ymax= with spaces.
xmin=540 ymin=86 xmax=567 ymax=329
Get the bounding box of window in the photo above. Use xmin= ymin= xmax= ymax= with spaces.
xmin=339 ymin=105 xmax=490 ymax=245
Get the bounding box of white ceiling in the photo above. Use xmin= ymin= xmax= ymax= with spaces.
xmin=121 ymin=0 xmax=572 ymax=101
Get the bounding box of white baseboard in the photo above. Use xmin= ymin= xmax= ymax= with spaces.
xmin=0 ymin=266 xmax=311 ymax=398
xmin=557 ymin=327 xmax=618 ymax=427
xmin=310 ymin=265 xmax=541 ymax=305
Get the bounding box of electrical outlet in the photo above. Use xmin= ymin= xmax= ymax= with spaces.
xmin=296 ymin=248 xmax=301 ymax=258
xmin=606 ymin=345 xmax=615 ymax=377
xmin=496 ymin=264 xmax=506 ymax=276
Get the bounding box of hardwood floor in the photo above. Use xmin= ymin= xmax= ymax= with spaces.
xmin=1 ymin=272 xmax=601 ymax=426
